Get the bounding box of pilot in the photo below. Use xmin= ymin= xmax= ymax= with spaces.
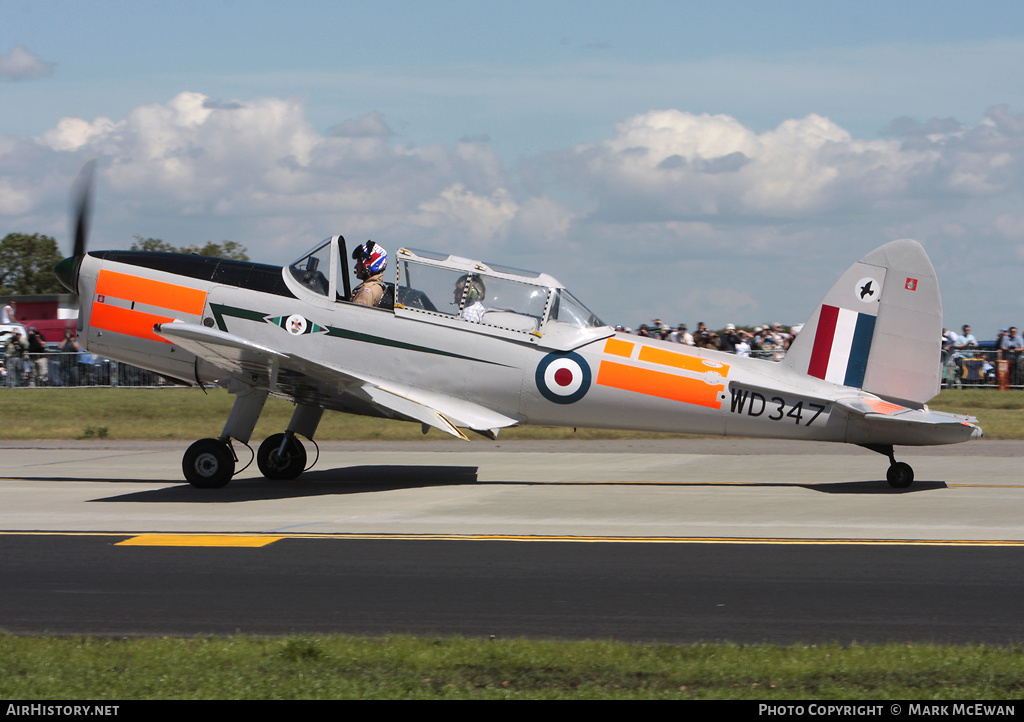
xmin=454 ymin=274 xmax=487 ymax=322
xmin=350 ymin=241 xmax=388 ymax=307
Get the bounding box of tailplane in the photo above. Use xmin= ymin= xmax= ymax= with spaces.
xmin=784 ymin=239 xmax=941 ymax=405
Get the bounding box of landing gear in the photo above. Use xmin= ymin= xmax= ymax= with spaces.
xmin=182 ymin=438 xmax=235 ymax=488
xmin=862 ymin=444 xmax=915 ymax=489
xmin=181 ymin=383 xmax=267 ymax=489
xmin=257 ymin=433 xmax=307 ymax=480
xmin=886 ymin=461 xmax=914 ymax=489
xmin=181 ymin=386 xmax=323 ymax=488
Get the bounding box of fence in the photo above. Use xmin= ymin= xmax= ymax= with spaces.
xmin=1 ymin=348 xmax=1019 ymax=390
xmin=1 ymin=352 xmax=181 ymax=388
xmin=940 ymin=349 xmax=1023 ymax=389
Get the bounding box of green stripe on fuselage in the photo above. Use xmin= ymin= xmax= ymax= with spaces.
xmin=209 ymin=303 xmax=513 ymax=367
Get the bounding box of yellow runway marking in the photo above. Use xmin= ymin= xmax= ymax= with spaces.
xmin=2 ymin=531 xmax=1023 ymax=547
xmin=116 ymin=534 xmax=283 ymax=547
xmin=280 ymin=534 xmax=1024 ymax=546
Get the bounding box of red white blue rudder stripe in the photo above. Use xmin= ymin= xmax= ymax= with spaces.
xmin=807 ymin=305 xmax=876 ymax=388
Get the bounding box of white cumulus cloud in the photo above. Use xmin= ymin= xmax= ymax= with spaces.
xmin=5 ymin=94 xmax=1024 ymax=332
xmin=0 ymin=46 xmax=55 ymax=82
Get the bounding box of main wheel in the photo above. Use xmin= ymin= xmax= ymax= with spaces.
xmin=182 ymin=438 xmax=235 ymax=488
xmin=257 ymin=433 xmax=307 ymax=480
xmin=886 ymin=461 xmax=914 ymax=489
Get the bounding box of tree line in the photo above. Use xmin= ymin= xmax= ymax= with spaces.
xmin=0 ymin=233 xmax=249 ymax=295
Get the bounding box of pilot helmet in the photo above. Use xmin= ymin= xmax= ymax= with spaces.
xmin=352 ymin=241 xmax=387 ymax=275
xmin=456 ymin=274 xmax=485 ymax=301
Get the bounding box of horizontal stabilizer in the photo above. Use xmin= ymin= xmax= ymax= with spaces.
xmin=836 ymin=396 xmax=975 ymax=424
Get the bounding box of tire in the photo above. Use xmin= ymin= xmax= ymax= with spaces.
xmin=886 ymin=461 xmax=914 ymax=489
xmin=182 ymin=438 xmax=235 ymax=488
xmin=257 ymin=433 xmax=307 ymax=481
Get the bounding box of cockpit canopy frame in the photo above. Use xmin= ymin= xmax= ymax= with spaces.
xmin=285 ymin=240 xmax=612 ymax=351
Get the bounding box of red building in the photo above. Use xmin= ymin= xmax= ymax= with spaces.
xmin=4 ymin=294 xmax=78 ymax=342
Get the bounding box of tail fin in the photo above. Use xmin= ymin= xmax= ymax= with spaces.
xmin=784 ymin=239 xmax=941 ymax=405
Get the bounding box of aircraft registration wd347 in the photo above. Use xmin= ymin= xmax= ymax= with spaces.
xmin=55 ymin=162 xmax=980 ymax=489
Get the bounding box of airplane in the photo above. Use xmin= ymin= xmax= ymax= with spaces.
xmin=54 ymin=161 xmax=981 ymax=489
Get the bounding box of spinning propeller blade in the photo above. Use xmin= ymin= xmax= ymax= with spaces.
xmin=55 ymin=159 xmax=97 ymax=294
xmin=71 ymin=158 xmax=96 ymax=258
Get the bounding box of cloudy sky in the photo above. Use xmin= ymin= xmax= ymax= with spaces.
xmin=4 ymin=0 xmax=1024 ymax=336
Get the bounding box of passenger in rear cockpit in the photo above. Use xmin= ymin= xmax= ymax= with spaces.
xmin=455 ymin=274 xmax=487 ymax=322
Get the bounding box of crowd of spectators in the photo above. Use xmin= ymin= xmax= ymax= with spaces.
xmin=614 ymin=319 xmax=1024 ymax=388
xmin=614 ymin=319 xmax=801 ymax=359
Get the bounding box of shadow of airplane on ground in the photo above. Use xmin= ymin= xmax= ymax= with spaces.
xmin=90 ymin=465 xmax=480 ymax=502
xmin=82 ymin=468 xmax=947 ymax=502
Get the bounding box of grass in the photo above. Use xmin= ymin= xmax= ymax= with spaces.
xmin=0 ymin=386 xmax=1017 ymax=440
xmin=1 ymin=635 xmax=1023 ymax=700
xmin=928 ymin=388 xmax=1024 ymax=439
xmin=0 ymin=386 xmax=693 ymax=441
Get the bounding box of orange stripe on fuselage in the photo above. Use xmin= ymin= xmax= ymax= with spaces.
xmin=96 ymin=269 xmax=207 ymax=316
xmin=603 ymin=338 xmax=635 ymax=358
xmin=597 ymin=360 xmax=724 ymax=409
xmin=90 ymin=303 xmax=175 ymax=343
xmin=637 ymin=345 xmax=731 ymax=376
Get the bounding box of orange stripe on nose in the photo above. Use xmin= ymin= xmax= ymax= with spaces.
xmin=96 ymin=270 xmax=207 ymax=316
xmin=597 ymin=360 xmax=724 ymax=409
xmin=91 ymin=303 xmax=174 ymax=343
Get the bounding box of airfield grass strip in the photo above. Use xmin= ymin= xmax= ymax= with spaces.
xmin=1 ymin=635 xmax=1023 ymax=700
xmin=0 ymin=387 xmax=1018 ymax=441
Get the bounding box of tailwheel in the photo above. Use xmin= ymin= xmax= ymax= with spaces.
xmin=886 ymin=461 xmax=914 ymax=489
xmin=257 ymin=433 xmax=307 ymax=481
xmin=182 ymin=438 xmax=235 ymax=488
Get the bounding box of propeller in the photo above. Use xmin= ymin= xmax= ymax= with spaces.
xmin=55 ymin=159 xmax=96 ymax=294
xmin=71 ymin=158 xmax=96 ymax=258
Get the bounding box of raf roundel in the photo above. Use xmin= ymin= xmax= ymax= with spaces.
xmin=535 ymin=352 xmax=592 ymax=404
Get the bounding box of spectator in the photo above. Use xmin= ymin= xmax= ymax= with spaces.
xmin=26 ymin=327 xmax=48 ymax=386
xmin=4 ymin=330 xmax=27 ymax=387
xmin=57 ymin=330 xmax=81 ymax=386
xmin=1 ymin=299 xmax=17 ymax=324
xmin=1 ymin=299 xmax=27 ymax=338
xmin=955 ymin=325 xmax=978 ymax=353
xmin=670 ymin=324 xmax=693 ymax=345
xmin=693 ymin=322 xmax=719 ymax=349
xmin=942 ymin=328 xmax=958 ymax=368
xmin=734 ymin=331 xmax=752 ymax=358
xmin=1000 ymin=326 xmax=1024 ymax=385
xmin=946 ymin=324 xmax=979 ymax=381
xmin=718 ymin=324 xmax=735 ymax=353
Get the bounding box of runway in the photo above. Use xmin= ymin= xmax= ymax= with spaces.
xmin=1 ymin=438 xmax=1023 ymax=642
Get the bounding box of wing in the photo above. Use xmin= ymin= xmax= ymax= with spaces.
xmin=154 ymin=321 xmax=520 ymax=440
